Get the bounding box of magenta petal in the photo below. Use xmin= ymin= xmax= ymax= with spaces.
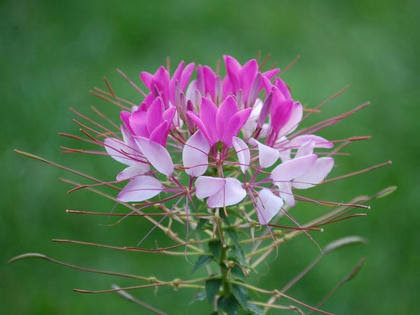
xmin=263 ymin=68 xmax=280 ymax=80
xmin=279 ymin=102 xmax=303 ymax=137
xmin=149 ymin=121 xmax=170 ymax=146
xmin=195 ymin=176 xmax=225 ymax=199
xmin=163 ymin=106 xmax=176 ymax=123
xmin=270 ymin=97 xmax=293 ymax=134
xmin=221 ymin=108 xmax=252 ymax=147
xmin=203 ymin=66 xmax=216 ymax=99
xmin=256 ymin=188 xmax=284 ymax=225
xmin=271 ymin=154 xmax=317 ymax=183
xmin=232 ymin=137 xmax=250 ymax=173
xmin=146 ymin=97 xmax=164 ymax=134
xmin=135 ymin=137 xmax=174 ymax=175
xmin=223 ymin=55 xmax=241 ymax=90
xmin=130 ymin=108 xmax=149 ymax=137
xmin=293 ymin=157 xmax=334 ymax=189
xmin=240 ymin=59 xmax=258 ymax=99
xmin=274 ymin=77 xmax=292 ymax=100
xmin=117 ymin=165 xmax=150 ymax=182
xmin=200 ymin=97 xmax=218 ymax=144
xmin=186 ymin=111 xmax=212 ymax=145
xmin=180 ymin=62 xmax=195 ymax=91
xmin=118 ymin=175 xmax=163 ymax=202
xmin=183 ymin=131 xmax=210 ymax=177
xmin=172 ymin=61 xmax=185 ymax=82
xmin=207 ymin=178 xmax=246 ymax=208
xmin=216 ymin=96 xmax=238 ymax=140
xmin=140 ymin=71 xmax=153 ymax=90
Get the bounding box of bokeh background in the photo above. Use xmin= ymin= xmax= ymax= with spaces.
xmin=1 ymin=0 xmax=419 ymax=314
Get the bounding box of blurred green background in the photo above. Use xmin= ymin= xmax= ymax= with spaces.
xmin=1 ymin=0 xmax=419 ymax=314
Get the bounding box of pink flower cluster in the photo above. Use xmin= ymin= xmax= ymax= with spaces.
xmin=104 ymin=56 xmax=334 ymax=225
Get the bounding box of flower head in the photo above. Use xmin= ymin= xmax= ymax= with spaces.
xmin=104 ymin=55 xmax=336 ymax=225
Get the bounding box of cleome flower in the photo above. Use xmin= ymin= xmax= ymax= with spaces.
xmin=104 ymin=55 xmax=336 ymax=225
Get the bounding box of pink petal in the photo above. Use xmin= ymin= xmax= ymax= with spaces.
xmin=129 ymin=108 xmax=149 ymax=137
xmin=118 ymin=175 xmax=163 ymax=202
xmin=180 ymin=62 xmax=195 ymax=91
xmin=263 ymin=68 xmax=280 ymax=80
xmin=271 ymin=154 xmax=317 ymax=183
xmin=223 ymin=55 xmax=241 ymax=90
xmin=222 ymin=108 xmax=252 ymax=146
xmin=146 ymin=97 xmax=164 ymax=134
xmin=135 ymin=137 xmax=174 ymax=176
xmin=274 ymin=77 xmax=292 ymax=100
xmin=288 ymin=135 xmax=334 ymax=149
xmin=104 ymin=137 xmax=138 ymax=166
xmin=277 ymin=181 xmax=295 ymax=207
xmin=251 ymin=138 xmax=279 ymax=168
xmin=278 ymin=101 xmax=303 ymax=136
xmin=207 ymin=178 xmax=246 ymax=208
xmin=186 ymin=111 xmax=212 ymax=145
xmin=293 ymin=157 xmax=334 ymax=189
xmin=183 ymin=131 xmax=210 ymax=177
xmin=232 ymin=137 xmax=250 ymax=173
xmin=240 ymin=59 xmax=258 ymax=99
xmin=117 ymin=165 xmax=150 ymax=182
xmin=163 ymin=106 xmax=176 ymax=123
xmin=270 ymin=97 xmax=293 ymax=133
xmin=200 ymin=97 xmax=218 ymax=144
xmin=256 ymin=188 xmax=284 ymax=225
xmin=195 ymin=176 xmax=225 ymax=199
xmin=149 ymin=121 xmax=170 ymax=146
xmin=140 ymin=71 xmax=153 ymax=90
xmin=202 ymin=65 xmax=216 ymax=99
xmin=216 ymin=96 xmax=238 ymax=140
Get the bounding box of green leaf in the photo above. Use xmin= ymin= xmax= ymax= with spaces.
xmin=192 ymin=255 xmax=212 ymax=273
xmin=226 ymin=228 xmax=247 ymax=266
xmin=205 ymin=278 xmax=222 ymax=304
xmin=208 ymin=240 xmax=222 ymax=261
xmin=231 ymin=284 xmax=249 ymax=309
xmin=218 ymin=295 xmax=239 ymax=315
xmin=231 ymin=264 xmax=245 ymax=280
xmin=196 ymin=218 xmax=209 ymax=230
xmin=246 ymin=303 xmax=264 ymax=315
xmin=191 ymin=290 xmax=207 ymax=304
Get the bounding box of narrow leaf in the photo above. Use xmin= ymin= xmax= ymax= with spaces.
xmin=192 ymin=255 xmax=213 ymax=273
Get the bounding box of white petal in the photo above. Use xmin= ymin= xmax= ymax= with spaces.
xmin=288 ymin=135 xmax=333 ymax=149
xmin=271 ymin=154 xmax=317 ymax=183
xmin=250 ymin=138 xmax=279 ymax=168
xmin=117 ymin=165 xmax=150 ymax=182
xmin=293 ymin=157 xmax=334 ymax=189
xmin=135 ymin=137 xmax=174 ymax=176
xmin=195 ymin=176 xmax=225 ymax=199
xmin=118 ymin=176 xmax=163 ymax=202
xmin=183 ymin=131 xmax=210 ymax=177
xmin=256 ymin=188 xmax=284 ymax=225
xmin=242 ymin=99 xmax=262 ymax=138
xmin=276 ymin=181 xmax=295 ymax=207
xmin=295 ymin=141 xmax=315 ymax=158
xmin=232 ymin=137 xmax=250 ymax=173
xmin=104 ymin=137 xmax=138 ymax=166
xmin=207 ymin=178 xmax=246 ymax=208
